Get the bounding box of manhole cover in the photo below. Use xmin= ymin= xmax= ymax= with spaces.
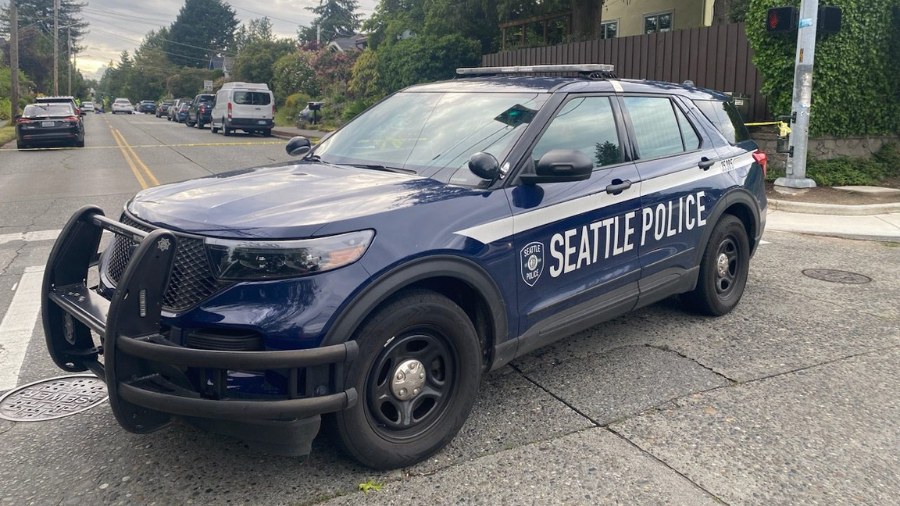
xmin=0 ymin=375 xmax=108 ymax=422
xmin=802 ymin=269 xmax=872 ymax=284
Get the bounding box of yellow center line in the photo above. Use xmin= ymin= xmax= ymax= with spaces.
xmin=109 ymin=127 xmax=148 ymax=189
xmin=111 ymin=128 xmax=160 ymax=187
xmin=0 ymin=141 xmax=284 ymax=151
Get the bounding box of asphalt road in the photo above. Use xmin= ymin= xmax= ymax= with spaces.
xmin=0 ymin=116 xmax=898 ymax=504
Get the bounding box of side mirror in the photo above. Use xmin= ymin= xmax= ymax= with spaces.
xmin=286 ymin=136 xmax=312 ymax=157
xmin=13 ymin=114 xmax=21 ymax=121
xmin=468 ymin=152 xmax=500 ymax=182
xmin=520 ymin=149 xmax=593 ymax=185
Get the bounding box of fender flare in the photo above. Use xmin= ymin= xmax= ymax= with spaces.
xmin=693 ymin=188 xmax=762 ymax=265
xmin=320 ymin=256 xmax=510 ymax=355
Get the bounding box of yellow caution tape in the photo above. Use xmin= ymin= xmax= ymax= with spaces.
xmin=745 ymin=121 xmax=791 ymax=138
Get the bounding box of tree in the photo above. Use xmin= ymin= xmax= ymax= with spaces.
xmin=234 ymin=17 xmax=275 ymax=51
xmin=0 ymin=0 xmax=88 ymax=93
xmin=298 ymin=0 xmax=361 ymax=44
xmin=272 ymin=52 xmax=319 ymax=98
xmin=167 ymin=0 xmax=238 ymax=68
xmin=232 ymin=37 xmax=295 ymax=87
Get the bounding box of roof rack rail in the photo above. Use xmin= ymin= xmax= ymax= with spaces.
xmin=456 ymin=64 xmax=616 ymax=79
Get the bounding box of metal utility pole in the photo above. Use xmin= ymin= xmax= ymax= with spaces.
xmin=53 ymin=0 xmax=59 ymax=95
xmin=775 ymin=0 xmax=818 ymax=188
xmin=10 ymin=0 xmax=19 ymax=119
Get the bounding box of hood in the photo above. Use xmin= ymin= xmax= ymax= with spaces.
xmin=127 ymin=162 xmax=455 ymax=239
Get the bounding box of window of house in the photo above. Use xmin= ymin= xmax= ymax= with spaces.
xmin=532 ymin=97 xmax=622 ymax=168
xmin=601 ymin=20 xmax=618 ymax=39
xmin=644 ymin=12 xmax=673 ymax=34
xmin=623 ymin=97 xmax=695 ymax=159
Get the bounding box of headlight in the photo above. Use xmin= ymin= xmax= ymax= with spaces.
xmin=206 ymin=230 xmax=375 ymax=280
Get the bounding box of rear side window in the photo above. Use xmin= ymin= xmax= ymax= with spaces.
xmin=233 ymin=91 xmax=272 ymax=106
xmin=693 ymin=99 xmax=750 ymax=145
xmin=624 ymin=97 xmax=696 ymax=159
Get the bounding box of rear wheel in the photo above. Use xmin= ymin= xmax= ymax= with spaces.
xmin=332 ymin=290 xmax=482 ymax=470
xmin=211 ymin=120 xmax=219 ymax=134
xmin=262 ymin=129 xmax=272 ymax=137
xmin=223 ymin=119 xmax=231 ymax=136
xmin=683 ymin=214 xmax=750 ymax=316
xmin=195 ymin=117 xmax=203 ymax=129
xmin=16 ymin=140 xmax=27 ymax=150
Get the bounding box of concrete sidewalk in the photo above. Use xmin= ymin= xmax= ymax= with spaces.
xmin=766 ymin=197 xmax=900 ymax=242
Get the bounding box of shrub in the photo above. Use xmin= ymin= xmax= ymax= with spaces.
xmin=746 ymin=0 xmax=900 ymax=136
xmin=273 ymin=52 xmax=320 ymax=100
xmin=274 ymin=92 xmax=312 ymax=127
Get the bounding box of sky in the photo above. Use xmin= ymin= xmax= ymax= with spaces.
xmin=75 ymin=0 xmax=378 ymax=79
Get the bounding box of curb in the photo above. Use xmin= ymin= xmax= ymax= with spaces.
xmin=271 ymin=129 xmax=295 ymax=140
xmin=768 ymin=198 xmax=900 ymax=216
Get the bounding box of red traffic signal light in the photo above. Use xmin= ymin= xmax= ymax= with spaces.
xmin=767 ymin=6 xmax=798 ymax=33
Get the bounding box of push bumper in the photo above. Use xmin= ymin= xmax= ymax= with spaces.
xmin=41 ymin=206 xmax=358 ymax=453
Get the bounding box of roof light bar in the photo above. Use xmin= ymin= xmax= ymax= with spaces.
xmin=456 ymin=64 xmax=615 ymax=76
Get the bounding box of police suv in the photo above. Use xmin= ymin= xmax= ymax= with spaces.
xmin=42 ymin=65 xmax=766 ymax=469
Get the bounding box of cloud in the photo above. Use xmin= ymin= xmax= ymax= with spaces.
xmin=77 ymin=0 xmax=376 ymax=74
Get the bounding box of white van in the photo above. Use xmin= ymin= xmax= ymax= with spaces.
xmin=210 ymin=82 xmax=275 ymax=136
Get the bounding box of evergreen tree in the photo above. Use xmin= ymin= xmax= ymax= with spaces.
xmin=298 ymin=0 xmax=361 ymax=44
xmin=167 ymin=0 xmax=239 ymax=68
xmin=0 ymin=0 xmax=88 ymax=93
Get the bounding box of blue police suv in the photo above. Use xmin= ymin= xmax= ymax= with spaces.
xmin=42 ymin=65 xmax=766 ymax=469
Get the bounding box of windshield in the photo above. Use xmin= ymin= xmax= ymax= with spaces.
xmin=313 ymin=91 xmax=548 ymax=182
xmin=24 ymin=103 xmax=75 ymax=117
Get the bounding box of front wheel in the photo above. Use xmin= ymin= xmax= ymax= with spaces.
xmin=332 ymin=290 xmax=482 ymax=469
xmin=683 ymin=214 xmax=750 ymax=316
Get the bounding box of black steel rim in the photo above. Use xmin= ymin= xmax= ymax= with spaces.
xmin=715 ymin=236 xmax=740 ymax=296
xmin=366 ymin=330 xmax=457 ymax=440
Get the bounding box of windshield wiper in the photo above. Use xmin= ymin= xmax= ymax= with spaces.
xmin=346 ymin=163 xmax=416 ymax=175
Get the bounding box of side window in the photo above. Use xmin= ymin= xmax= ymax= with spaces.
xmin=693 ymin=99 xmax=751 ymax=145
xmin=674 ymin=104 xmax=701 ymax=150
xmin=624 ymin=96 xmax=685 ymax=159
xmin=532 ymin=97 xmax=622 ymax=168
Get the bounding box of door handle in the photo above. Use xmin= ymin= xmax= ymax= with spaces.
xmin=605 ymin=179 xmax=632 ymax=195
xmin=698 ymin=157 xmax=715 ymax=171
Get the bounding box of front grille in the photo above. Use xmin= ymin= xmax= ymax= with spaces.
xmin=105 ymin=214 xmax=229 ymax=312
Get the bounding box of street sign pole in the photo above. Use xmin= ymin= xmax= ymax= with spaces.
xmin=775 ymin=0 xmax=818 ymax=189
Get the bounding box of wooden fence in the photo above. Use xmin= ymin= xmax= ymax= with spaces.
xmin=482 ymin=23 xmax=770 ymax=122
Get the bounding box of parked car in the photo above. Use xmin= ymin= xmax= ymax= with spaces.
xmin=112 ymin=98 xmax=134 ymax=114
xmin=168 ymin=98 xmax=191 ymax=121
xmin=138 ymin=100 xmax=157 ymax=114
xmin=209 ymin=82 xmax=274 ymax=136
xmin=156 ymin=100 xmax=175 ymax=118
xmin=16 ymin=102 xmax=84 ymax=149
xmin=81 ymin=101 xmax=95 ymax=113
xmin=186 ymin=93 xmax=215 ymax=128
xmin=174 ymin=102 xmax=190 ymax=123
xmin=35 ymin=96 xmax=80 ymax=116
xmin=41 ymin=64 xmax=766 ymax=470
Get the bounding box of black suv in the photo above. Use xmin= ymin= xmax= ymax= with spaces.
xmin=42 ymin=65 xmax=766 ymax=470
xmin=186 ymin=93 xmax=215 ymax=128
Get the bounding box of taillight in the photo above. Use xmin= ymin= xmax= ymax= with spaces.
xmin=752 ymin=150 xmax=767 ymax=178
xmin=272 ymin=104 xmax=276 ymax=116
xmin=15 ymin=117 xmax=32 ymax=125
xmin=64 ymin=116 xmax=79 ymax=123
xmin=200 ymin=105 xmax=206 ymax=113
xmin=227 ymin=102 xmax=232 ymax=119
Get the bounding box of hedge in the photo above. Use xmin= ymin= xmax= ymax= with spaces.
xmin=746 ymin=0 xmax=900 ymax=136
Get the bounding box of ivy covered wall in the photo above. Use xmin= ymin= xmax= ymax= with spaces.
xmin=746 ymin=0 xmax=900 ymax=136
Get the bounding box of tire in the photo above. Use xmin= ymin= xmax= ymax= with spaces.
xmin=683 ymin=214 xmax=750 ymax=316
xmin=332 ymin=289 xmax=482 ymax=469
xmin=262 ymin=129 xmax=272 ymax=137
xmin=223 ymin=122 xmax=232 ymax=136
xmin=75 ymin=139 xmax=85 ymax=148
xmin=211 ymin=120 xmax=219 ymax=134
xmin=195 ymin=117 xmax=203 ymax=129
xmin=16 ymin=140 xmax=27 ymax=150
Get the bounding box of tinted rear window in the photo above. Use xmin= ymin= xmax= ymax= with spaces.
xmin=24 ymin=103 xmax=75 ymax=117
xmin=693 ymin=99 xmax=750 ymax=145
xmin=233 ymin=91 xmax=271 ymax=105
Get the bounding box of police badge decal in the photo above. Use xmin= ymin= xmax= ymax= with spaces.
xmin=521 ymin=242 xmax=544 ymax=287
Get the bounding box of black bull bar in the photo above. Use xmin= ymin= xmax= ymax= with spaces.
xmin=42 ymin=206 xmax=358 ymax=437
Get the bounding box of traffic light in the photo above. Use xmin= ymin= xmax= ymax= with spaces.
xmin=818 ymin=6 xmax=842 ymax=34
xmin=767 ymin=7 xmax=798 ymax=33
